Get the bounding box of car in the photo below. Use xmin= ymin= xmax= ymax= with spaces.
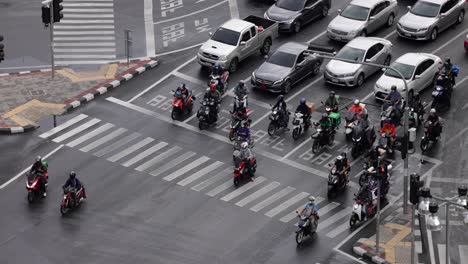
xmin=327 ymin=0 xmax=398 ymax=42
xmin=264 ymin=0 xmax=331 ymax=33
xmin=324 ymin=37 xmax=393 ymax=87
xmin=374 ymin=53 xmax=443 ymax=101
xmin=464 ymin=33 xmax=468 ymax=51
xmin=397 ymin=0 xmax=465 ymax=41
xmin=251 ymin=42 xmax=323 ymax=93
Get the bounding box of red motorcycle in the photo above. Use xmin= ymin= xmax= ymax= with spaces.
xmin=26 ymin=171 xmax=48 ymax=203
xmin=233 ymin=157 xmax=257 ymax=187
xmin=171 ymin=90 xmax=195 ymax=120
xmin=60 ymin=186 xmax=86 ymax=215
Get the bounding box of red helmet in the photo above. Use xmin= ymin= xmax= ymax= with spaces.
xmin=209 ymin=83 xmax=217 ymax=91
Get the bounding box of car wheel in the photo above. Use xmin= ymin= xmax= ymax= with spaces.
xmin=386 ymin=13 xmax=395 ymax=27
xmin=356 ymin=73 xmax=365 ymax=87
xmin=321 ymin=5 xmax=329 ymax=18
xmin=293 ymin=21 xmax=301 ymax=33
xmin=360 ymin=30 xmax=367 ymax=37
xmin=260 ymin=38 xmax=272 ymax=55
xmin=229 ymin=58 xmax=239 ymax=73
xmin=458 ymin=11 xmax=465 ymax=24
xmin=282 ymin=80 xmax=292 ymax=94
xmin=430 ymin=28 xmax=438 ymax=41
xmin=383 ymin=55 xmax=391 ymax=66
xmin=312 ymin=61 xmax=321 ymax=75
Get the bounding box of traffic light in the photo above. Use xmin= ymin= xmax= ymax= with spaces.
xmin=41 ymin=6 xmax=51 ymax=25
xmin=52 ymin=0 xmax=63 ymax=23
xmin=410 ymin=173 xmax=425 ymax=205
xmin=0 ymin=35 xmax=4 ymax=62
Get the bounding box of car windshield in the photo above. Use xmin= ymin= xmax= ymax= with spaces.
xmin=268 ymin=51 xmax=297 ymax=68
xmin=384 ymin=62 xmax=415 ymax=80
xmin=211 ymin=27 xmax=240 ymax=46
xmin=410 ymin=1 xmax=440 ymax=18
xmin=276 ymin=0 xmax=305 ymax=11
xmin=341 ymin=4 xmax=370 ymax=21
xmin=336 ymin=46 xmax=366 ymax=62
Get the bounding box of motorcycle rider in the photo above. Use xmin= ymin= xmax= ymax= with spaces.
xmin=357 ymin=113 xmax=374 ymax=146
xmin=333 ymin=153 xmax=350 ymax=185
xmin=443 ymin=57 xmax=455 ymax=86
xmin=237 ymin=120 xmax=251 ymax=143
xmin=297 ymin=196 xmax=319 ymax=230
xmin=379 ymin=118 xmax=396 ymax=153
xmin=233 ymin=81 xmax=248 ymax=112
xmin=30 ymin=156 xmax=47 ymax=197
xmin=385 ymin=85 xmax=402 ymax=108
xmin=175 ymin=83 xmax=191 ymax=105
xmin=318 ymin=113 xmax=333 ymax=130
xmin=295 ymin=98 xmax=311 ymax=129
xmin=239 ymin=142 xmax=254 ymax=180
xmin=425 ymin=108 xmax=442 ymax=140
xmin=325 ymin=91 xmax=339 ymax=112
xmin=349 ymin=99 xmax=364 ymax=115
xmin=204 ymin=84 xmax=221 ymax=123
xmin=356 ymin=183 xmax=374 ymax=220
xmin=272 ymin=95 xmax=289 ymax=130
xmin=62 ymin=171 xmax=85 ymax=207
xmin=211 ymin=62 xmax=225 ymax=76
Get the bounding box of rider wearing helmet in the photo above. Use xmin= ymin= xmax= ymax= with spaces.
xmin=272 ymin=95 xmax=289 ymax=129
xmin=239 ymin=142 xmax=254 ymax=179
xmin=212 ymin=62 xmax=225 ymax=76
xmin=334 ymin=153 xmax=350 ymax=184
xmin=30 ymin=156 xmax=47 ymax=197
xmin=325 ymin=91 xmax=339 ymax=112
xmin=295 ymin=98 xmax=311 ymax=128
xmin=233 ymin=80 xmax=248 ymax=111
xmin=176 ymin=83 xmax=190 ymax=105
xmin=380 ymin=118 xmax=396 ymax=152
xmin=204 ymin=84 xmax=221 ymax=122
xmin=237 ymin=120 xmax=251 ymax=142
xmin=297 ymin=196 xmax=319 ymax=230
xmin=62 ymin=171 xmax=85 ymax=206
xmin=318 ymin=113 xmax=332 ymax=129
xmin=385 ymin=85 xmax=402 ymax=108
xmin=426 ymin=108 xmax=442 ymax=139
xmin=349 ymin=99 xmax=364 ymax=115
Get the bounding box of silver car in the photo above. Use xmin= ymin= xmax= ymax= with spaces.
xmin=324 ymin=37 xmax=393 ymax=87
xmin=327 ymin=0 xmax=398 ymax=42
xmin=397 ymin=0 xmax=465 ymax=41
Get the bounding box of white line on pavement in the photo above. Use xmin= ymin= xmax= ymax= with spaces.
xmin=39 ymin=114 xmax=88 ymax=138
xmin=0 ymin=144 xmax=65 ymax=189
xmin=54 ymin=36 xmax=115 ymax=41
xmin=383 ymin=30 xmax=397 ymax=39
xmin=128 ymin=57 xmax=196 ymax=103
xmin=62 ymin=8 xmax=114 ymax=12
xmin=54 ymin=25 xmax=115 ymax=29
xmin=228 ymin=0 xmax=240 ymax=19
xmin=156 ymin=43 xmax=204 ymax=56
xmin=62 ymin=3 xmax=113 ymax=7
xmin=144 ymin=0 xmax=156 ymax=57
xmin=281 ymin=137 xmax=311 ymax=160
xmin=54 ymin=48 xmax=116 ymax=53
xmin=54 ymin=31 xmax=115 ymax=35
xmin=53 ymin=42 xmax=115 ymax=47
xmin=54 ymin=54 xmax=116 ymax=59
xmin=307 ymin=30 xmax=327 ymax=43
xmin=64 ymin=14 xmax=114 ymax=18
xmin=59 ymin=20 xmax=114 ymax=24
xmin=173 ymin=71 xmax=206 ymax=87
xmin=155 ymin=0 xmax=228 ymax=25
xmin=432 ymin=28 xmax=468 ymax=55
xmin=463 ymin=102 xmax=468 ymax=110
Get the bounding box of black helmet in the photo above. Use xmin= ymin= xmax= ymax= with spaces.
xmin=179 ymin=83 xmax=186 ymax=89
xmin=341 ymin=152 xmax=347 ymax=158
xmin=239 ymin=80 xmax=245 ymax=87
xmin=277 ymin=95 xmax=284 ymax=101
xmin=69 ymin=171 xmax=76 ymax=179
xmin=445 ymin=57 xmax=451 ymax=64
xmin=391 ymin=85 xmax=397 ymax=91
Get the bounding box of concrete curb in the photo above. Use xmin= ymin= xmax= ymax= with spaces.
xmin=353 ymin=245 xmax=391 ymax=264
xmin=0 ymin=124 xmax=37 ymax=135
xmin=64 ymin=59 xmax=158 ymax=113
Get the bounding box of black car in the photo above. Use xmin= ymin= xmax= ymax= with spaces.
xmin=264 ymin=0 xmax=331 ymax=33
xmin=251 ymin=42 xmax=322 ymax=94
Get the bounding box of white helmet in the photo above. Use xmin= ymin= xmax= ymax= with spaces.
xmin=241 ymin=142 xmax=248 ymax=149
xmin=336 ymin=155 xmax=343 ymax=161
xmin=354 ymin=99 xmax=360 ymax=105
xmin=308 ymin=195 xmax=315 ymax=202
xmin=430 ymin=108 xmax=436 ymax=114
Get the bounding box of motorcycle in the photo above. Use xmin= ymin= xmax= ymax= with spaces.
xmin=435 ymin=72 xmax=453 ymax=96
xmin=232 ymin=155 xmax=257 ymax=187
xmin=420 ymin=121 xmax=440 ymax=153
xmin=311 ymin=124 xmax=335 ymax=153
xmin=209 ymin=71 xmax=229 ymax=96
xmin=25 ymin=161 xmax=49 ymax=203
xmin=267 ymin=107 xmax=290 ymax=136
xmin=358 ymin=164 xmax=392 ymax=199
xmin=197 ymin=98 xmax=218 ymax=130
xmin=431 ymin=85 xmax=451 ymax=112
xmin=327 ymin=164 xmax=349 ymax=198
xmin=349 ymin=188 xmax=378 ymax=228
xmin=171 ymin=90 xmax=195 ymax=120
xmin=351 ymin=125 xmax=376 ymax=158
xmin=292 ymin=112 xmax=310 ymax=140
xmin=233 ymin=93 xmax=248 ymax=111
xmin=344 ymin=112 xmax=358 ymax=141
xmin=60 ymin=186 xmax=86 ymax=215
xmin=228 ymin=109 xmax=251 ymax=141
xmin=376 ymin=133 xmax=394 ymax=159
xmin=233 ymin=135 xmax=255 ymax=151
xmin=380 ymin=99 xmax=404 ymax=128
xmin=294 ymin=214 xmax=318 ymax=245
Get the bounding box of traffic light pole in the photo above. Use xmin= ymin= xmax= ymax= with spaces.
xmin=42 ymin=0 xmax=55 ymax=79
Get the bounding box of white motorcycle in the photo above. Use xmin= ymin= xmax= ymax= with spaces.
xmin=292 ymin=112 xmax=310 ymax=140
xmin=233 ymin=93 xmax=248 ymax=111
xmin=349 ymin=187 xmax=378 ymax=228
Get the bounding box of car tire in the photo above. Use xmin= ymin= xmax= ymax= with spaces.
xmin=293 ymin=21 xmax=301 ymax=33
xmin=430 ymin=28 xmax=438 ymax=41
xmin=457 ymin=11 xmax=465 ymax=24
xmin=386 ymin=13 xmax=395 ymax=27
xmin=229 ymin=58 xmax=239 ymax=73
xmin=356 ymin=73 xmax=365 ymax=87
xmin=321 ymin=5 xmax=329 ymax=18
xmin=312 ymin=61 xmax=321 ymax=75
xmin=260 ymin=38 xmax=272 ymax=55
xmin=282 ymin=80 xmax=292 ymax=94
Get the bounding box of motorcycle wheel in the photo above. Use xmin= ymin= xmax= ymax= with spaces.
xmin=198 ymin=121 xmax=205 ymax=130
xmin=295 ymin=231 xmax=304 ymax=245
xmin=60 ymin=205 xmax=69 ymax=216
xmin=233 ymin=177 xmax=240 ymax=187
xmin=345 ymin=132 xmax=352 ymax=141
xmin=171 ymin=109 xmax=179 ymax=120
xmin=267 ymin=122 xmax=276 ymax=136
xmin=349 ymin=214 xmax=359 ymax=228
xmin=292 ymin=128 xmax=300 ymax=140
xmin=228 ymin=131 xmax=236 ymax=141
xmin=420 ymin=138 xmax=429 ymax=152
xmin=327 ymin=186 xmax=336 ymax=199
xmin=27 ymin=192 xmax=34 ymax=203
xmin=312 ymin=140 xmax=320 ymax=153
xmin=351 ymin=146 xmax=359 ymax=158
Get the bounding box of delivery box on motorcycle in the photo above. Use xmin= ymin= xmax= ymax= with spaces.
xmin=329 ymin=112 xmax=341 ymax=127
xmin=306 ymin=101 xmax=315 ymax=113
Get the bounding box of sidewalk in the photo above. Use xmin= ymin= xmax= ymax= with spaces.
xmin=353 ymin=201 xmax=425 ymax=264
xmin=0 ymin=59 xmax=157 ymax=134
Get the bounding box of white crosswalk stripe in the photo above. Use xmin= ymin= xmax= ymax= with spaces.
xmin=39 ymin=114 xmax=88 ymax=138
xmin=220 ymin=177 xmax=267 ymax=202
xmin=279 ymin=196 xmax=325 ymax=223
xmin=250 ymin=186 xmax=296 ymax=212
xmin=235 ymin=181 xmax=281 ymax=207
xmin=135 ymin=146 xmax=182 ymax=172
xmin=94 ymin=132 xmax=141 ymax=157
xmin=317 ymin=208 xmax=350 ymax=232
xmin=149 ymin=152 xmax=197 ymax=177
xmin=107 ymin=137 xmax=154 ymax=162
xmin=121 ymin=142 xmax=168 ymax=167
xmin=163 ymin=157 xmax=211 ymax=182
xmin=191 ymin=168 xmax=231 ymax=192
xmin=459 ymin=245 xmax=468 ymax=264
xmin=265 ymin=192 xmax=310 ymax=218
xmin=79 ymin=127 xmax=127 ymax=152
xmin=52 ymin=118 xmax=100 ymax=143
xmin=54 ymin=0 xmax=116 ymax=65
xmin=177 ymin=161 xmax=224 ymax=186
xmin=66 ymin=123 xmax=114 ymax=147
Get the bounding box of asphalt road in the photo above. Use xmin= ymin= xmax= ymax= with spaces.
xmin=1 ymin=0 xmax=468 ymax=263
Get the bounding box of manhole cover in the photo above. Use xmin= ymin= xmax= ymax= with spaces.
xmin=30 ymin=90 xmax=46 ymax=96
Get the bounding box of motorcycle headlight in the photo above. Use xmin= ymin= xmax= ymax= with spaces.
xmin=273 ymin=78 xmax=284 ymax=85
xmin=63 ymin=195 xmax=67 ymax=199
xmin=353 ymin=204 xmax=359 ymax=210
xmin=356 ymin=137 xmax=361 ymax=142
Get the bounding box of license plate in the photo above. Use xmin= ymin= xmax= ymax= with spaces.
xmin=331 ymin=78 xmax=338 ymax=83
xmin=259 ymin=83 xmax=266 ymax=88
xmin=404 ymin=33 xmax=412 ymax=37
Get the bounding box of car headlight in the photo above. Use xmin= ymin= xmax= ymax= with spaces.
xmin=397 ymin=22 xmax=402 ymax=28
xmin=273 ymin=78 xmax=284 ymax=84
xmin=285 ymin=17 xmax=296 ymax=24
xmin=417 ymin=27 xmax=429 ymax=32
xmin=341 ymin=72 xmax=355 ymax=77
xmin=219 ymin=55 xmax=227 ymax=61
xmin=349 ymin=30 xmax=357 ymax=36
xmin=375 ymin=83 xmax=383 ymax=90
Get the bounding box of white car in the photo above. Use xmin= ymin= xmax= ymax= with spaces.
xmin=374 ymin=53 xmax=443 ymax=101
xmin=324 ymin=37 xmax=393 ymax=87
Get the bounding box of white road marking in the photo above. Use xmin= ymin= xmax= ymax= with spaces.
xmin=279 ymin=196 xmax=325 ymax=223
xmin=228 ymin=0 xmax=239 ymax=19
xmin=220 ymin=176 xmax=267 ymax=202
xmin=156 ymin=43 xmax=204 ymax=56
xmin=54 ymin=48 xmax=116 ymax=53
xmin=326 ymin=220 xmax=350 ymax=238
xmin=317 ymin=201 xmax=340 ymax=216
xmin=0 ymin=144 xmax=64 ymax=189
xmin=432 ymin=28 xmax=468 ymax=54
xmin=54 ymin=25 xmax=115 ymax=29
xmin=437 ymin=244 xmax=449 ymax=264
xmin=59 ymin=20 xmax=114 ymax=24
xmin=250 ymin=186 xmax=296 ymax=212
xmin=54 ymin=54 xmax=116 ymax=59
xmin=79 ymin=128 xmax=128 ymax=153
xmin=127 ymin=57 xmax=197 ymax=103
xmin=66 ymin=123 xmax=114 ymax=147
xmin=459 ymin=245 xmax=468 ymax=264
xmin=383 ymin=30 xmax=397 ymax=39
xmin=265 ymin=192 xmax=309 ymax=218
xmin=94 ymin=132 xmax=141 ymax=157
xmin=144 ymin=0 xmax=156 ymax=57
xmin=307 ymin=30 xmax=327 ymax=43
xmin=177 ymin=161 xmax=224 ymax=186
xmin=463 ymin=102 xmax=468 ymax=110
xmin=62 ymin=8 xmax=114 ymax=13
xmin=173 ymin=71 xmax=206 ymax=87
xmin=162 ymin=156 xmax=211 ymax=181
xmin=54 ymin=31 xmax=115 ymax=35
xmin=121 ymin=142 xmax=168 ymax=167
xmin=63 ymin=14 xmax=114 ymax=18
xmin=52 ymin=118 xmax=100 ymax=143
xmin=206 ymin=179 xmax=233 ymax=197
xmin=155 ymin=0 xmax=228 ymax=25
xmin=149 ymin=151 xmax=196 ymax=177
xmin=54 ymin=42 xmax=115 ymax=46
xmin=445 ymin=127 xmax=468 ymax=146
xmin=107 ymin=137 xmax=154 ymax=162
xmin=430 ymin=177 xmax=468 ymax=184
xmin=135 ymin=146 xmax=182 ymax=172
xmin=281 ymin=137 xmax=312 ymax=160
xmin=235 ymin=181 xmax=281 ymax=207
xmin=316 ymin=207 xmax=349 ymax=232
xmin=54 ymin=37 xmax=115 ymax=41
xmin=191 ymin=168 xmax=231 ymax=191
xmin=62 ymin=3 xmax=113 ymax=7
xmin=39 ymin=114 xmax=88 ymax=139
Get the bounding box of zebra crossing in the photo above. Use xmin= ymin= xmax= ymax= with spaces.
xmin=435 ymin=244 xmax=468 ymax=264
xmin=39 ymin=114 xmax=356 ymax=239
xmin=53 ymin=0 xmax=116 ymax=65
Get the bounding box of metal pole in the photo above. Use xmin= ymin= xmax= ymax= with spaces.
xmin=446 ymin=204 xmax=450 ymax=264
xmin=53 ymin=115 xmax=57 ymax=127
xmin=124 ymin=29 xmax=132 ymax=67
xmin=49 ymin=2 xmax=55 ymax=79
xmin=376 ymin=177 xmax=381 ymax=255
xmin=411 ymin=204 xmax=415 ymax=264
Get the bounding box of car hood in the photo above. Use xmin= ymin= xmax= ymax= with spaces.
xmin=200 ymin=39 xmax=236 ymax=57
xmin=255 ymin=62 xmax=291 ymax=81
xmin=326 ymin=60 xmax=360 ymax=75
xmin=398 ymin=12 xmax=436 ymax=29
xmin=329 ymin=15 xmax=366 ymax=32
xmin=266 ymin=5 xmax=300 ymax=22
xmin=375 ymin=74 xmax=408 ymax=92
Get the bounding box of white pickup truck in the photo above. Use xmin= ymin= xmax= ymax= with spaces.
xmin=197 ymin=15 xmax=278 ymax=72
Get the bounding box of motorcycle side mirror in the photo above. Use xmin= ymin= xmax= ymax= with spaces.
xmin=320 ymin=101 xmax=324 ymax=105
xmin=208 ymin=32 xmax=213 ymax=36
xmin=264 ymin=55 xmax=269 ymax=60
xmin=328 ymin=163 xmax=332 ymax=167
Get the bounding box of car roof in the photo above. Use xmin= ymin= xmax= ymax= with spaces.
xmin=346 ymin=37 xmax=386 ymax=50
xmin=395 ymin=53 xmax=436 ymax=66
xmin=277 ymin=42 xmax=307 ymax=55
xmin=221 ymin=19 xmax=253 ymax=32
xmin=419 ymin=0 xmax=445 ymax=5
xmin=351 ymin=0 xmax=382 ymax=8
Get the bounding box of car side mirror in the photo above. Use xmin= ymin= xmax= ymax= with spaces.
xmin=414 ymin=75 xmax=421 ymax=80
xmin=264 ymin=55 xmax=269 ymax=60
xmin=337 ymin=8 xmax=342 ymax=14
xmin=382 ymin=68 xmax=386 ymax=72
xmin=209 ymin=32 xmax=212 ymax=36
xmin=369 ymin=16 xmax=375 ymax=21
xmin=407 ymin=6 xmax=411 ymax=11
xmin=439 ymin=13 xmax=447 ymax=18
xmin=365 ymin=58 xmax=372 ymax=62
xmin=240 ymin=41 xmax=246 ymax=46
xmin=296 ymin=61 xmax=305 ymax=68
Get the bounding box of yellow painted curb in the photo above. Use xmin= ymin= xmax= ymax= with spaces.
xmin=9 ymin=115 xmax=33 ymax=126
xmin=1 ymin=100 xmax=65 ymax=127
xmin=57 ymin=63 xmax=119 ymax=82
